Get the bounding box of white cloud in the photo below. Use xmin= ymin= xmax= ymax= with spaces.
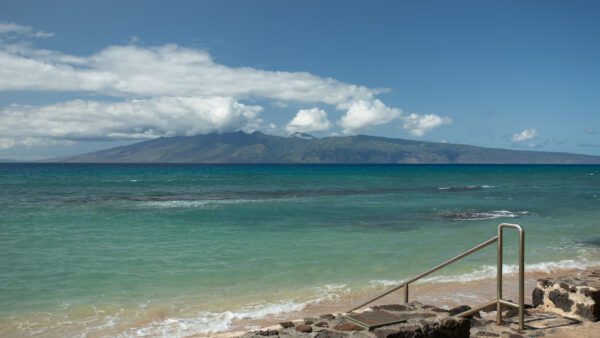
xmin=0 ymin=22 xmax=54 ymax=38
xmin=338 ymin=99 xmax=401 ymax=134
xmin=0 ymin=44 xmax=378 ymax=103
xmin=511 ymin=128 xmax=537 ymax=142
xmin=0 ymin=23 xmax=454 ymax=146
xmin=402 ymin=113 xmax=452 ymax=137
xmin=0 ymin=96 xmax=263 ymax=147
xmin=285 ymin=108 xmax=331 ymax=134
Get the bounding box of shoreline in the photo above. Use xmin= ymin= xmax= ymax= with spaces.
xmin=200 ymin=266 xmax=593 ymax=337
xmin=1 ymin=264 xmax=598 ymax=337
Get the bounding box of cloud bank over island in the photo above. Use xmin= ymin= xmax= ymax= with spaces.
xmin=0 ymin=22 xmax=451 ymax=149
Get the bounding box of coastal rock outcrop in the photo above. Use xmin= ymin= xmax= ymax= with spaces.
xmin=532 ymin=269 xmax=600 ymax=321
xmin=242 ymin=301 xmax=470 ymax=338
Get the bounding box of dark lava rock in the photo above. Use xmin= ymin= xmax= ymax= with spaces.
xmin=319 ymin=313 xmax=336 ymax=320
xmin=448 ymin=305 xmax=471 ymax=316
xmin=504 ymin=307 xmax=520 ymax=318
xmin=315 ymin=321 xmax=329 ymax=328
xmin=475 ymin=332 xmax=500 ymax=337
xmin=279 ymin=321 xmax=295 ymax=328
xmin=532 ymin=287 xmax=544 ymax=307
xmin=575 ymin=303 xmax=600 ymax=321
xmin=295 ymin=324 xmax=313 ymax=333
xmin=314 ymin=329 xmax=349 ymax=338
xmin=332 ymin=322 xmax=364 ymax=331
xmin=303 ymin=318 xmax=314 ymax=325
xmin=548 ymin=289 xmax=574 ymax=312
xmin=256 ymin=329 xmax=279 ymax=336
xmin=439 ymin=317 xmax=470 ymax=338
xmin=374 ymin=325 xmax=423 ymax=338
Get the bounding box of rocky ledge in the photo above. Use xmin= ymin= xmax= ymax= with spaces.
xmin=532 ymin=268 xmax=600 ymax=321
xmin=241 ymin=301 xmax=470 ymax=338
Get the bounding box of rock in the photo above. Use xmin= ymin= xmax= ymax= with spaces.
xmin=332 ymin=322 xmax=364 ymax=331
xmin=448 ymin=305 xmax=471 ymax=316
xmin=532 ymin=269 xmax=600 ymax=321
xmin=548 ymin=289 xmax=574 ymax=311
xmin=295 ymin=324 xmax=312 ymax=333
xmin=279 ymin=321 xmax=295 ymax=328
xmin=439 ymin=317 xmax=470 ymax=338
xmin=373 ymin=325 xmax=423 ymax=338
xmin=315 ymin=321 xmax=329 ymax=328
xmin=320 ymin=313 xmax=336 ymax=320
xmin=255 ymin=329 xmax=279 ymax=336
xmin=504 ymin=307 xmax=520 ymax=318
xmin=314 ymin=329 xmax=348 ymax=338
xmin=532 ymin=287 xmax=544 ymax=307
xmin=475 ymin=332 xmax=500 ymax=336
xmin=303 ymin=318 xmax=314 ymax=325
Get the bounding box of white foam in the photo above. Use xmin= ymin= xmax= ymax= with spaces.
xmin=449 ymin=210 xmax=525 ymax=221
xmin=112 ymin=284 xmax=351 ymax=337
xmin=420 ymin=259 xmax=597 ymax=284
xmin=437 ymin=185 xmax=495 ymax=191
xmin=140 ymin=198 xmax=299 ymax=209
xmin=114 ymin=301 xmax=307 ymax=338
xmin=368 ymin=259 xmax=598 ymax=287
xmin=368 ymin=279 xmax=402 ymax=288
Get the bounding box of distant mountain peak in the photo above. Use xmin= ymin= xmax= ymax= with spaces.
xmin=55 ymin=131 xmax=600 ymax=164
xmin=289 ymin=132 xmax=316 ymax=140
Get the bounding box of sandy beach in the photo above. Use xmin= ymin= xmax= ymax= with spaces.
xmin=209 ymin=266 xmax=599 ymax=337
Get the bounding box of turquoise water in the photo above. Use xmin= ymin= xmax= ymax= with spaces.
xmin=1 ymin=164 xmax=599 ymax=336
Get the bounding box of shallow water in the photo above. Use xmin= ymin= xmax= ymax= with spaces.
xmin=1 ymin=164 xmax=599 ymax=336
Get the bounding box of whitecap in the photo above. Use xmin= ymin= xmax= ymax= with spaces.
xmin=420 ymin=259 xmax=597 ymax=284
xmin=440 ymin=210 xmax=525 ymax=221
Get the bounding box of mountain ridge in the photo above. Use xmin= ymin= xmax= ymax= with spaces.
xmin=56 ymin=131 xmax=600 ymax=164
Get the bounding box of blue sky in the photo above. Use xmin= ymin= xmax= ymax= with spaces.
xmin=0 ymin=0 xmax=599 ymax=160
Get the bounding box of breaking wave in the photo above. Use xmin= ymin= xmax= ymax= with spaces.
xmin=439 ymin=210 xmax=528 ymax=221
xmin=437 ymin=185 xmax=494 ymax=192
xmin=368 ymin=259 xmax=597 ymax=287
xmin=112 ymin=284 xmax=351 ymax=337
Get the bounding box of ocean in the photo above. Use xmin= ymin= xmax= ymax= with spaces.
xmin=1 ymin=164 xmax=599 ymax=337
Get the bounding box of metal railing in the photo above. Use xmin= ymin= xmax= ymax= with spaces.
xmin=347 ymin=223 xmax=526 ymax=331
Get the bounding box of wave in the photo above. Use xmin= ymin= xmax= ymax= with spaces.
xmin=439 ymin=210 xmax=528 ymax=221
xmin=113 ymin=284 xmax=351 ymax=337
xmin=118 ymin=301 xmax=306 ymax=337
xmin=139 ymin=198 xmax=295 ymax=209
xmin=368 ymin=259 xmax=597 ymax=287
xmin=437 ymin=185 xmax=494 ymax=192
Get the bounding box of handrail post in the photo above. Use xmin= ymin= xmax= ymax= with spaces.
xmin=497 ymin=223 xmax=525 ymax=331
xmin=404 ymin=284 xmax=409 ymax=303
xmin=497 ymin=226 xmax=503 ymax=325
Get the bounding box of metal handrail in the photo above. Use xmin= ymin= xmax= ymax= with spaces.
xmin=347 ymin=223 xmax=525 ymax=331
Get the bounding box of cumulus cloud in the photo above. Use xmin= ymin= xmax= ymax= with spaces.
xmin=338 ymin=99 xmax=401 ymax=134
xmin=0 ymin=23 xmax=453 ymax=147
xmin=0 ymin=22 xmax=54 ymax=39
xmin=0 ymin=44 xmax=378 ymax=102
xmin=402 ymin=113 xmax=452 ymax=137
xmin=285 ymin=108 xmax=331 ymax=134
xmin=0 ymin=96 xmax=262 ymax=147
xmin=511 ymin=128 xmax=537 ymax=142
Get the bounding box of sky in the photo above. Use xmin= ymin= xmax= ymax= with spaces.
xmin=0 ymin=0 xmax=599 ymax=160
